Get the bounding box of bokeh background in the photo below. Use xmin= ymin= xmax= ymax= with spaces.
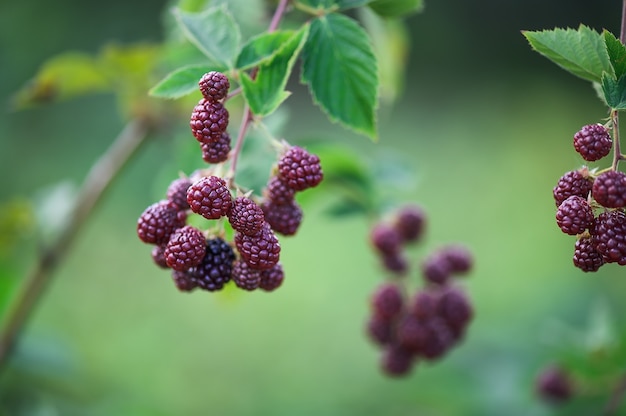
xmin=1 ymin=0 xmax=626 ymax=415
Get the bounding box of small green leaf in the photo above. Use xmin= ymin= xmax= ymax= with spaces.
xmin=236 ymin=30 xmax=296 ymax=70
xmin=523 ymin=25 xmax=614 ymax=83
xmin=173 ymin=6 xmax=241 ymax=69
xmin=295 ymin=0 xmax=337 ymax=11
xmin=337 ymin=0 xmax=373 ymax=10
xmin=241 ymin=27 xmax=308 ymax=117
xmin=604 ymin=30 xmax=626 ymax=79
xmin=301 ymin=14 xmax=379 ymax=139
xmin=368 ymin=0 xmax=424 ymax=17
xmin=150 ymin=65 xmax=214 ymax=98
xmin=601 ymin=72 xmax=626 ymax=110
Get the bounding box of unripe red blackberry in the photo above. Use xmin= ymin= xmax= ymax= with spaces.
xmin=277 ymin=146 xmax=323 ymax=191
xmin=228 ymin=196 xmax=265 ymax=236
xmin=259 ymin=262 xmax=284 ymax=292
xmin=234 ymin=224 xmax=281 ymax=270
xmin=380 ymin=251 xmax=408 ymax=275
xmin=440 ymin=244 xmax=473 ymax=275
xmin=592 ymin=210 xmax=626 ymax=264
xmin=151 ymin=245 xmax=169 ymax=269
xmin=555 ymin=195 xmax=594 ymax=235
xmin=380 ymin=344 xmax=415 ymax=377
xmin=420 ymin=318 xmax=454 ymax=361
xmin=394 ymin=204 xmax=426 ymax=243
xmin=535 ymin=365 xmax=573 ymax=404
xmin=232 ymin=260 xmax=261 ymax=291
xmin=437 ymin=286 xmax=473 ymax=332
xmin=261 ymin=200 xmax=303 ymax=236
xmin=264 ymin=175 xmax=295 ymax=205
xmin=371 ymin=283 xmax=404 ymax=320
xmin=421 ymin=252 xmax=452 ymax=286
xmin=592 ymin=170 xmax=626 ymax=208
xmin=573 ymin=123 xmax=612 ymax=162
xmin=370 ymin=223 xmax=402 ymax=256
xmin=137 ymin=200 xmax=187 ymax=246
xmin=201 ymin=132 xmax=231 ymax=164
xmin=163 ymin=226 xmax=207 ymax=271
xmin=166 ymin=177 xmax=192 ymax=211
xmin=573 ymin=236 xmax=605 ymax=272
xmin=198 ymin=71 xmax=230 ymax=102
xmin=190 ymin=98 xmax=229 ymax=144
xmin=366 ymin=312 xmax=394 ymax=346
xmin=193 ymin=237 xmax=235 ymax=291
xmin=553 ymin=169 xmax=593 ymax=207
xmin=186 ymin=176 xmax=232 ymax=220
xmin=172 ymin=270 xmax=197 ymax=292
xmin=396 ymin=315 xmax=429 ymax=353
xmin=409 ymin=290 xmax=439 ymax=320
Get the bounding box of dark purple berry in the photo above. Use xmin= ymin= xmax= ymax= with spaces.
xmin=261 ymin=200 xmax=303 ymax=236
xmin=228 ymin=196 xmax=265 ymax=236
xmin=198 ymin=71 xmax=230 ymax=102
xmin=192 ymin=237 xmax=235 ymax=291
xmin=371 ymin=283 xmax=404 ymax=320
xmin=592 ymin=170 xmax=626 ymax=208
xmin=555 ymin=195 xmax=594 ymax=235
xmin=440 ymin=244 xmax=473 ymax=275
xmin=380 ymin=251 xmax=409 ymax=275
xmin=277 ymin=146 xmax=323 ymax=191
xmin=396 ymin=315 xmax=429 ymax=353
xmin=234 ymin=224 xmax=281 ymax=270
xmin=437 ymin=286 xmax=473 ymax=332
xmin=553 ymin=169 xmax=593 ymax=207
xmin=201 ymin=132 xmax=231 ymax=164
xmin=190 ymin=98 xmax=229 ymax=144
xmin=573 ymin=236 xmax=605 ymax=272
xmin=232 ymin=260 xmax=261 ymax=291
xmin=166 ymin=177 xmax=192 ymax=211
xmin=259 ymin=262 xmax=284 ymax=292
xmin=421 ymin=252 xmax=452 ymax=286
xmin=380 ymin=344 xmax=415 ymax=377
xmin=536 ymin=365 xmax=573 ymax=404
xmin=163 ymin=226 xmax=206 ymax=271
xmin=172 ymin=270 xmax=197 ymax=292
xmin=186 ymin=176 xmax=232 ymax=220
xmin=409 ymin=290 xmax=439 ymax=320
xmin=137 ymin=200 xmax=187 ymax=246
xmin=573 ymin=123 xmax=612 ymax=162
xmin=151 ymin=245 xmax=169 ymax=269
xmin=264 ymin=175 xmax=295 ymax=205
xmin=420 ymin=318 xmax=454 ymax=361
xmin=366 ymin=313 xmax=394 ymax=346
xmin=370 ymin=223 xmax=402 ymax=256
xmin=593 ymin=210 xmax=626 ymax=264
xmin=394 ymin=204 xmax=426 ymax=243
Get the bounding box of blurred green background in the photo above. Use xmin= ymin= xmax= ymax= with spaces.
xmin=1 ymin=0 xmax=626 ymax=415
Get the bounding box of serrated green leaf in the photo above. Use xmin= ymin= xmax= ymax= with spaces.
xmin=241 ymin=27 xmax=308 ymax=117
xmin=236 ymin=30 xmax=296 ymax=70
xmin=301 ymin=14 xmax=379 ymax=139
xmin=601 ymin=72 xmax=626 ymax=110
xmin=604 ymin=30 xmax=626 ymax=79
xmin=150 ymin=65 xmax=214 ymax=98
xmin=368 ymin=0 xmax=424 ymax=17
xmin=523 ymin=25 xmax=614 ymax=83
xmin=173 ymin=6 xmax=241 ymax=69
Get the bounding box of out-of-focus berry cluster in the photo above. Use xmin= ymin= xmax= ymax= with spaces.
xmin=365 ymin=204 xmax=474 ymax=377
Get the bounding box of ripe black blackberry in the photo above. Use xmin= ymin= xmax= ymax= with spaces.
xmin=232 ymin=260 xmax=261 ymax=290
xmin=277 ymin=145 xmax=324 ymax=191
xmin=190 ymin=98 xmax=229 ymax=144
xmin=261 ymin=200 xmax=303 ymax=236
xmin=573 ymin=123 xmax=612 ymax=162
xmin=592 ymin=210 xmax=626 ymax=265
xmin=193 ymin=237 xmax=235 ymax=291
xmin=370 ymin=223 xmax=402 ymax=256
xmin=201 ymin=132 xmax=231 ymax=164
xmin=535 ymin=365 xmax=573 ymax=404
xmin=259 ymin=262 xmax=284 ymax=291
xmin=371 ymin=283 xmax=404 ymax=320
xmin=198 ymin=71 xmax=230 ymax=102
xmin=172 ymin=270 xmax=197 ymax=292
xmin=186 ymin=176 xmax=233 ymax=220
xmin=164 ymin=225 xmax=207 ymax=271
xmin=591 ymin=170 xmax=626 ymax=208
xmin=137 ymin=200 xmax=187 ymax=246
xmin=366 ymin=312 xmax=394 ymax=346
xmin=553 ymin=168 xmax=593 ymax=207
xmin=166 ymin=177 xmax=192 ymax=211
xmin=555 ymin=195 xmax=594 ymax=235
xmin=394 ymin=204 xmax=426 ymax=243
xmin=380 ymin=343 xmax=415 ymax=377
xmin=264 ymin=175 xmax=295 ymax=205
xmin=228 ymin=196 xmax=265 ymax=236
xmin=573 ymin=236 xmax=605 ymax=272
xmin=234 ymin=224 xmax=281 ymax=270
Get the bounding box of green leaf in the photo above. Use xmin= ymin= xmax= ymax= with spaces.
xmin=150 ymin=65 xmax=214 ymax=98
xmin=368 ymin=0 xmax=424 ymax=17
xmin=236 ymin=30 xmax=296 ymax=70
xmin=173 ymin=6 xmax=241 ymax=69
xmin=295 ymin=0 xmax=337 ymax=11
xmin=337 ymin=0 xmax=373 ymax=10
xmin=604 ymin=30 xmax=626 ymax=79
xmin=301 ymin=14 xmax=379 ymax=139
xmin=241 ymin=27 xmax=308 ymax=117
xmin=523 ymin=25 xmax=614 ymax=83
xmin=601 ymin=73 xmax=626 ymax=110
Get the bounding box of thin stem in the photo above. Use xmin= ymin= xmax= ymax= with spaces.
xmin=269 ymin=0 xmax=290 ymax=33
xmin=0 ymin=118 xmax=152 ymax=370
xmin=604 ymin=373 xmax=626 ymax=415
xmin=621 ymin=0 xmax=626 ymax=45
xmin=611 ymin=109 xmax=622 ymax=171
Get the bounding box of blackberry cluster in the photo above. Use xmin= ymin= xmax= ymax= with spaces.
xmin=553 ymin=122 xmax=626 ymax=271
xmin=365 ymin=204 xmax=474 ymax=377
xmin=137 ymin=72 xmax=324 ymax=294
